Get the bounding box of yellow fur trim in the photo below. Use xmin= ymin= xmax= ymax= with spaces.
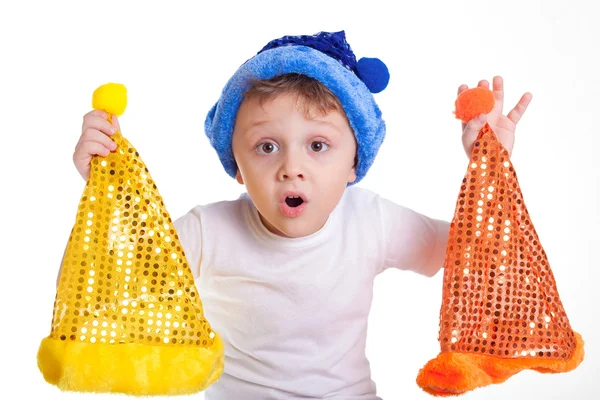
xmin=37 ymin=333 xmax=224 ymax=395
xmin=417 ymin=331 xmax=584 ymax=397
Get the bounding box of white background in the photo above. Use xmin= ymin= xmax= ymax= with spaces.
xmin=1 ymin=0 xmax=598 ymax=399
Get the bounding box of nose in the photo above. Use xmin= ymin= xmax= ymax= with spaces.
xmin=278 ymin=151 xmax=305 ymax=181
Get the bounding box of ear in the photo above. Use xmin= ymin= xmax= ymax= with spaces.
xmin=236 ymin=169 xmax=244 ymax=185
xmin=347 ymin=166 xmax=357 ymax=183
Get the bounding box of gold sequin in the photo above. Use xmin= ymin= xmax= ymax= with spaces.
xmin=51 ymin=127 xmax=216 ymax=348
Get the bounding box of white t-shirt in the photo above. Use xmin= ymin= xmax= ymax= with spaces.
xmin=173 ymin=186 xmax=449 ymax=400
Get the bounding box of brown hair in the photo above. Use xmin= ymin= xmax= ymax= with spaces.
xmin=244 ymin=73 xmax=344 ymax=118
xmin=243 ymin=73 xmax=357 ymax=167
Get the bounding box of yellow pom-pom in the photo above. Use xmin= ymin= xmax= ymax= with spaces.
xmin=92 ymin=83 xmax=127 ymax=116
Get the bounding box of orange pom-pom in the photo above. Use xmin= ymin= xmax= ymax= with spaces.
xmin=454 ymin=87 xmax=495 ymax=123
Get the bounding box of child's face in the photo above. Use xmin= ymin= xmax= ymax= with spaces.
xmin=232 ymin=93 xmax=357 ymax=238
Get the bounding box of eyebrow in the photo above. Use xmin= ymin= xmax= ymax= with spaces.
xmin=311 ymin=119 xmax=343 ymax=135
xmin=243 ymin=120 xmax=273 ymax=139
xmin=243 ymin=117 xmax=344 ymax=140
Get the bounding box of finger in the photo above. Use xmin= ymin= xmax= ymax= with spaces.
xmin=83 ymin=109 xmax=109 ymax=119
xmin=507 ymin=92 xmax=533 ymax=125
xmin=462 ymin=114 xmax=487 ymax=154
xmin=74 ymin=141 xmax=113 ymax=162
xmin=478 ymin=80 xmax=489 ymax=89
xmin=112 ymin=114 xmax=121 ymax=132
xmin=80 ymin=128 xmax=118 ymax=151
xmin=458 ymin=84 xmax=469 ymax=130
xmin=83 ymin=115 xmax=117 ymax=136
xmin=492 ymin=76 xmax=504 ymax=115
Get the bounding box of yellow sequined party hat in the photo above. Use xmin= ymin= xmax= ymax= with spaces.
xmin=37 ymin=83 xmax=224 ymax=396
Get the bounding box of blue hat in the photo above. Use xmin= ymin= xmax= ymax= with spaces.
xmin=204 ymin=31 xmax=390 ymax=185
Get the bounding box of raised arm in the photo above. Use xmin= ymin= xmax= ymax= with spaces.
xmin=378 ymin=196 xmax=449 ymax=277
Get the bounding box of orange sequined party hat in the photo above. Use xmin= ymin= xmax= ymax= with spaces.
xmin=416 ymin=87 xmax=584 ymax=396
xmin=37 ymin=83 xmax=224 ymax=396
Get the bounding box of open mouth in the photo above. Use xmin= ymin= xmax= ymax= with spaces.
xmin=280 ymin=192 xmax=307 ymax=217
xmin=285 ymin=196 xmax=304 ymax=208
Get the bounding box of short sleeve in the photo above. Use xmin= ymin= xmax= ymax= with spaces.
xmin=378 ymin=196 xmax=450 ymax=277
xmin=172 ymin=207 xmax=203 ymax=280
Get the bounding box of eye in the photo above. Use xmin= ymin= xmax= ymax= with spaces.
xmin=309 ymin=141 xmax=329 ymax=152
xmin=256 ymin=141 xmax=279 ymax=155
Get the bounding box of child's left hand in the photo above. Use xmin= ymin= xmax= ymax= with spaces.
xmin=459 ymin=76 xmax=532 ymax=158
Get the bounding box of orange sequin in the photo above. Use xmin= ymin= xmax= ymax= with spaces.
xmin=417 ymin=123 xmax=584 ymax=396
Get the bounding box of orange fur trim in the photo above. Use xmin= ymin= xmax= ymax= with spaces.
xmin=416 ymin=331 xmax=584 ymax=396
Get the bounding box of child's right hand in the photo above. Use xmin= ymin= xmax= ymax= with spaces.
xmin=73 ymin=110 xmax=120 ymax=181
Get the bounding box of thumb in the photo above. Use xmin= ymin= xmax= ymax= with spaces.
xmin=462 ymin=114 xmax=487 ymax=156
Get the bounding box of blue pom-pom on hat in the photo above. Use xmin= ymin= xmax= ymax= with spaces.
xmin=355 ymin=57 xmax=389 ymax=93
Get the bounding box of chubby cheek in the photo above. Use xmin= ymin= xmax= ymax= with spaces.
xmin=319 ymin=167 xmax=354 ymax=207
xmin=241 ymin=153 xmax=277 ymax=176
xmin=319 ymin=156 xmax=354 ymax=184
xmin=242 ymin=172 xmax=275 ymax=209
xmin=320 ymin=183 xmax=346 ymax=212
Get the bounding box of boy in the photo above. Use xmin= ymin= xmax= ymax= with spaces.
xmin=71 ymin=31 xmax=531 ymax=399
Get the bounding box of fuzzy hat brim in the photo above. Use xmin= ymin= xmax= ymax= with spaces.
xmin=204 ymin=45 xmax=386 ymax=185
